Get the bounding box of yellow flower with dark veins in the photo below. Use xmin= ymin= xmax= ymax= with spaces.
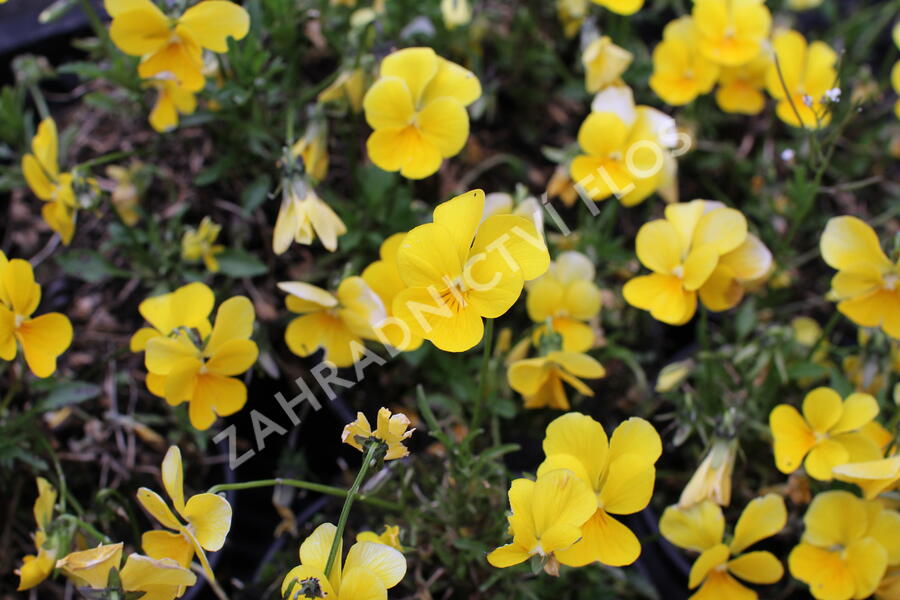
xmin=487 ymin=469 xmax=597 ymax=575
xmin=692 ymin=0 xmax=772 ymax=67
xmin=342 ymin=407 xmax=414 ymax=460
xmin=769 ymin=387 xmax=882 ymax=481
xmin=0 ymin=254 xmax=73 ymax=377
xmin=148 ymin=76 xmax=197 ymax=132
xmin=138 ymin=446 xmax=232 ymax=584
xmin=660 ymin=495 xmax=787 ymax=600
xmin=789 ymin=490 xmax=897 ymax=600
xmin=507 ymin=351 xmax=606 ymax=410
xmin=22 ymin=118 xmax=78 ymax=244
xmin=765 ymin=30 xmax=838 ymax=129
xmin=820 ymin=216 xmax=900 ymax=339
xmin=582 ymin=36 xmax=633 ymax=93
xmin=281 ymin=278 xmax=388 ymax=368
xmin=363 ymin=47 xmax=482 ymax=179
xmin=623 ymin=200 xmax=772 ymax=325
xmin=144 ymin=296 xmax=258 ymax=430
xmin=273 ymin=180 xmax=347 ymax=254
xmin=526 ymin=251 xmax=602 ymax=352
xmin=391 ymin=189 xmax=550 ymax=352
xmin=650 ymin=18 xmax=720 ymax=106
xmin=282 ymin=523 xmax=406 ymax=600
xmin=181 ymin=216 xmax=225 ymax=272
xmin=715 ymin=52 xmax=770 ymax=115
xmin=105 ymin=0 xmax=250 ymax=92
xmin=357 ymin=525 xmax=404 ymax=552
xmin=16 ymin=478 xmax=58 ymax=591
xmin=537 ymin=413 xmax=662 ymax=567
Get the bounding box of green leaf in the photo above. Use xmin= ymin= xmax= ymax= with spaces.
xmin=788 ymin=362 xmax=828 ymax=380
xmin=39 ymin=381 xmax=102 ymax=411
xmin=56 ymin=250 xmax=128 ymax=283
xmin=216 ymin=248 xmax=268 ymax=278
xmin=242 ymin=175 xmax=272 ymax=215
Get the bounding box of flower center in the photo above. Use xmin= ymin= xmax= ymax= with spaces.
xmin=884 ymin=273 xmax=898 ymax=291
xmin=14 ymin=314 xmax=26 ymax=329
xmin=440 ymin=277 xmax=469 ymax=313
xmin=672 ymin=265 xmax=685 ymax=279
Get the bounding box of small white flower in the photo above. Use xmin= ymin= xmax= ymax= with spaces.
xmin=824 ymin=87 xmax=841 ymax=103
xmin=801 ymin=94 xmax=814 ymax=107
xmin=780 ymin=148 xmax=795 ymax=162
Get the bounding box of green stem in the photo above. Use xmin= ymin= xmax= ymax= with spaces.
xmin=698 ymin=305 xmax=712 ymax=406
xmin=78 ymin=0 xmax=111 ymax=47
xmin=0 ymin=363 xmax=20 ymax=413
xmin=77 ymin=150 xmax=138 ymax=171
xmin=206 ymin=477 xmax=400 ymax=511
xmin=471 ymin=318 xmax=495 ymax=432
xmin=28 ymin=84 xmax=51 ymax=121
xmin=58 ymin=514 xmax=111 ymax=543
xmin=805 ymin=311 xmax=840 ymax=361
xmin=324 ymin=444 xmax=379 ymax=578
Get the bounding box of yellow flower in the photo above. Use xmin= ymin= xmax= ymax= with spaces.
xmin=292 ymin=118 xmax=329 ymax=183
xmin=144 ymin=296 xmax=258 ymax=430
xmin=342 ymin=407 xmax=414 ymax=460
xmin=282 ymin=523 xmax=406 ymax=599
xmin=582 ymin=36 xmax=633 ymax=93
xmin=441 ymin=0 xmax=471 ymax=29
xmin=661 ymin=495 xmax=787 ymax=600
xmin=769 ymin=387 xmax=882 ymax=481
xmin=679 ymin=439 xmax=737 ymax=508
xmin=281 ymin=278 xmax=388 ymax=368
xmin=361 ymin=233 xmax=424 ymax=352
xmin=591 ymin=0 xmax=643 ymax=16
xmin=655 ymin=359 xmax=694 ymax=392
xmin=623 ymin=200 xmax=772 ymax=325
xmin=363 ymin=47 xmax=481 ymax=179
xmin=57 ymin=543 xmax=125 ymax=588
xmin=526 ymin=251 xmax=601 ymax=352
xmin=789 ymin=490 xmax=894 ymax=600
xmin=273 ymin=181 xmax=347 ymax=254
xmin=106 ymin=163 xmax=143 ymax=225
xmin=0 ymin=254 xmax=73 ymax=377
xmin=487 ymin=469 xmax=597 ymax=574
xmin=319 ymin=68 xmax=368 ymax=113
xmin=650 ymin=17 xmax=720 ymax=106
xmin=137 ymin=446 xmax=232 ymax=583
xmin=821 ymin=216 xmax=900 ymax=339
xmin=148 ymin=76 xmax=198 ymax=132
xmin=535 ymin=413 xmax=662 ymax=567
xmin=21 ymin=118 xmax=77 ymax=244
xmin=714 ymin=52 xmax=770 ymax=115
xmin=692 ymin=0 xmax=771 ymax=67
xmin=181 ymin=217 xmax=225 ymax=272
xmin=833 ymin=456 xmax=900 ymax=500
xmin=546 ymin=164 xmax=579 ymax=207
xmin=356 ymin=525 xmax=403 ymax=551
xmin=130 ymin=282 xmax=214 ymax=355
xmin=765 ymin=30 xmax=838 ymax=129
xmin=391 ymin=189 xmax=550 ymax=352
xmin=16 ymin=478 xmax=58 ymax=591
xmin=557 ymin=0 xmax=589 ymax=38
xmin=507 ymin=351 xmax=605 ymax=410
xmin=105 ymin=0 xmax=249 ymax=91
xmin=571 ymin=85 xmax=675 ymax=206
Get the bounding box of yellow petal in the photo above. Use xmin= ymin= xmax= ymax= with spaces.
xmin=831 ymin=393 xmax=879 ymax=434
xmin=178 ymin=1 xmax=250 ymax=52
xmin=417 ymin=97 xmax=469 ymax=157
xmin=659 ymin=501 xmax=725 ymax=553
xmin=867 ymin=506 xmax=900 ymax=565
xmin=542 ymin=412 xmax=609 ymax=489
xmin=190 ymin=373 xmax=247 ymax=429
xmin=577 ymin=111 xmax=630 ymax=158
xmin=108 ymin=3 xmax=171 ymax=55
xmin=549 ymin=351 xmax=606 ymax=380
xmin=608 ymin=417 xmax=662 ymax=465
xmin=379 ymin=47 xmax=438 ymax=105
xmin=788 ymin=543 xmax=855 ymax=600
xmin=802 ymin=490 xmax=867 ymax=548
xmin=281 ymin=565 xmax=336 ymax=599
xmin=470 ymin=215 xmax=550 ymax=282
xmin=682 ymin=244 xmax=720 ymax=291
xmin=182 ymin=493 xmax=232 ymax=551
xmin=22 ymin=154 xmax=55 ymax=200
xmin=719 ymin=234 xmax=772 ymax=281
xmin=56 ymin=543 xmax=124 ymax=588
xmin=338 ymin=567 xmax=388 ymax=600
xmin=623 ymin=273 xmax=697 ymax=325
xmin=17 ymin=551 xmax=56 ymax=591
xmin=727 ymin=550 xmax=783 ymax=585
xmin=205 ymin=338 xmax=258 ymax=375
xmin=34 ymin=477 xmax=57 ymax=529
xmin=344 ymin=542 xmax=406 ymax=589
xmin=145 ymin=336 xmax=198 ymax=375
xmin=599 ymin=456 xmax=656 ymax=515
xmin=362 ymin=76 xmax=415 ymax=130
xmin=636 ymin=219 xmax=681 ymax=274
xmin=300 ymin=523 xmax=342 ymax=589
xmin=138 ymin=39 xmax=205 ymax=92
xmin=119 ymin=553 xmax=197 ymax=594
xmin=486 ymin=543 xmax=531 ymax=568
xmin=690 ymin=570 xmax=757 ymax=600
xmin=142 ymin=530 xmax=194 ymax=567
xmin=729 ymin=494 xmax=786 ymax=554
xmin=802 ymin=387 xmax=844 ymax=433
xmin=3 ymin=259 xmax=40 ymax=317
xmin=693 ymin=207 xmax=748 ymax=256
xmin=161 ymin=446 xmax=185 ymax=515
xmin=279 ymin=281 xmax=339 ymax=313
xmin=530 ymin=469 xmax=597 ymax=547
xmin=689 ymin=543 xmax=730 ymax=589
xmin=205 ymin=296 xmax=255 ymax=356
xmin=821 ymin=216 xmax=891 ymax=273
xmin=17 ymin=313 xmax=73 ymax=378
xmin=833 ymin=456 xmax=900 ymax=500
xmin=769 ymin=404 xmax=815 ymax=474
xmin=845 ymin=538 xmax=889 ymax=599
xmin=396 ymin=222 xmax=463 ymax=287
xmin=507 ymin=357 xmax=550 ymax=395
xmin=420 ymin=58 xmax=481 ymax=106
xmin=137 ymin=488 xmax=183 ymax=531
xmin=433 ymin=189 xmax=484 ymax=266
xmin=804 ymin=438 xmax=848 ymax=481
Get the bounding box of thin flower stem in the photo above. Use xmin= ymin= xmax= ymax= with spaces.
xmin=471 ymin=318 xmax=495 ymax=432
xmin=206 ymin=478 xmax=401 ymax=511
xmin=78 ymin=0 xmax=111 ymax=47
xmin=28 ymin=85 xmax=51 ymax=121
xmin=324 ymin=443 xmax=379 ymax=578
xmin=805 ymin=310 xmax=840 ymax=361
xmin=57 ymin=514 xmax=111 ymax=543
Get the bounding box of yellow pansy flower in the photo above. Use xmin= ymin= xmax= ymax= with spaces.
xmin=487 ymin=469 xmax=598 ymax=575
xmin=356 ymin=525 xmax=403 ymax=552
xmin=526 ymin=251 xmax=601 ymax=352
xmin=181 ymin=216 xmax=225 ymax=272
xmin=661 ymin=495 xmax=787 ymax=600
xmin=570 ymin=86 xmax=672 ymax=206
xmin=342 ymin=407 xmax=414 ymax=460
xmin=57 ymin=543 xmax=125 ymax=588
xmin=650 ymin=17 xmax=720 ymax=106
xmin=0 ymin=254 xmax=73 ymax=378
xmin=292 ymin=116 xmax=330 ymax=183
xmin=769 ymin=387 xmax=882 ymax=481
xmin=361 ymin=233 xmax=424 ymax=351
xmin=106 ymin=162 xmax=143 ymax=225
xmin=679 ymin=439 xmax=737 ymax=508
xmin=820 ymin=216 xmax=900 ymax=339
xmin=130 ymin=282 xmax=214 ymax=356
xmin=273 ymin=180 xmax=347 ymax=254
xmin=104 ymin=0 xmax=249 ymax=92
xmin=148 ymin=76 xmax=197 ymax=132
xmin=363 ymin=47 xmax=481 ymax=179
xmin=714 ymin=52 xmax=770 ymax=115
xmin=138 ymin=446 xmax=232 ymax=583
xmin=507 ymin=351 xmax=605 ymax=410
xmin=16 ymin=478 xmax=58 ymax=591
xmin=591 ymin=0 xmax=643 ymax=16
xmin=282 ymin=523 xmax=406 ymax=599
xmin=319 ymin=68 xmax=368 ymax=113
xmin=765 ymin=30 xmax=838 ymax=129
xmin=623 ymin=200 xmax=772 ymax=325
xmin=144 ymin=296 xmax=258 ymax=430
xmin=833 ymin=456 xmax=900 ymax=500
xmin=582 ymin=36 xmax=633 ymax=93
xmin=557 ymin=0 xmax=589 ymax=38
xmin=391 ymin=189 xmax=550 ymax=352
xmin=281 ymin=278 xmax=388 ymax=368
xmin=692 ymin=0 xmax=771 ymax=67
xmin=536 ymin=413 xmax=662 ymax=567
xmin=441 ymin=0 xmax=471 ymax=29
xmin=22 ymin=118 xmax=78 ymax=244
xmin=789 ymin=491 xmax=893 ymax=600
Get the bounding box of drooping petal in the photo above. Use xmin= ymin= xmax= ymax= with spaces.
xmin=182 ymin=493 xmax=232 ymax=551
xmin=142 ymin=529 xmax=194 ymax=567
xmin=161 ymin=446 xmax=185 ymax=515
xmin=119 ymin=553 xmax=197 ymax=596
xmin=136 ymin=488 xmax=183 ymax=531
xmin=177 ymin=1 xmax=250 ymax=53
xmin=344 ymin=542 xmax=406 ymax=589
xmin=729 ymin=494 xmax=786 ymax=554
xmin=820 ymin=216 xmax=891 ymax=273
xmin=108 ymin=3 xmax=170 ymax=55
xmin=486 ymin=543 xmax=531 ymax=568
